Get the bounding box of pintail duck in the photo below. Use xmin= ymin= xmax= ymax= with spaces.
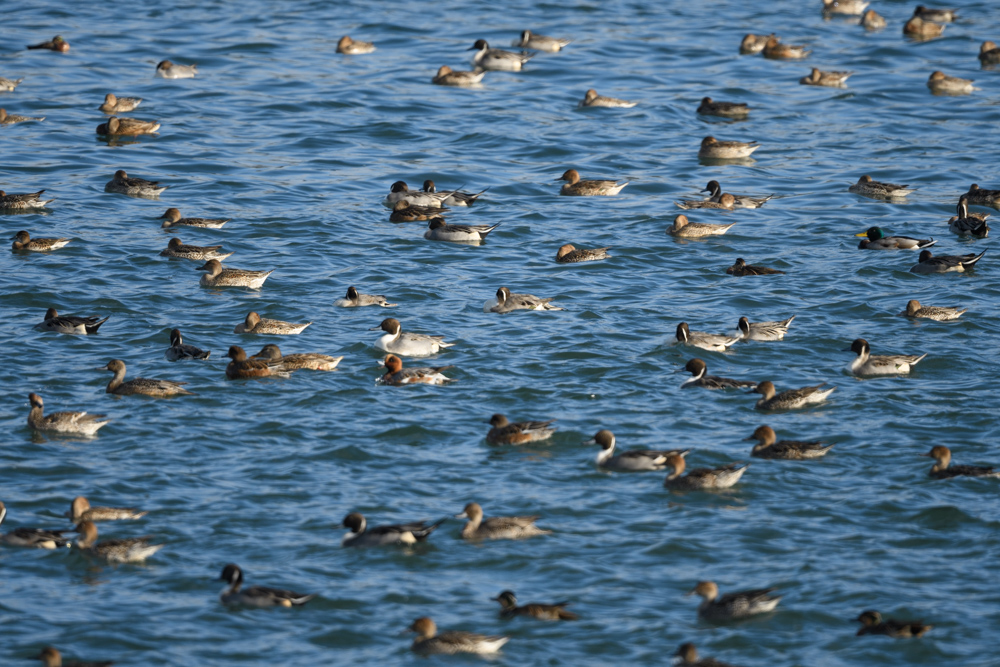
xmin=823 ymin=0 xmax=869 ymax=14
xmin=688 ymin=581 xmax=781 ymax=620
xmin=486 ymin=414 xmax=556 ymax=445
xmin=676 ymin=193 xmax=738 ymax=211
xmin=226 ymin=345 xmax=289 ymax=380
xmin=0 ymin=108 xmax=45 ymax=124
xmin=103 ymin=359 xmax=193 ymax=396
xmin=664 ymin=455 xmax=748 ymax=490
xmin=219 ymin=563 xmax=315 ymax=607
xmin=105 ymin=170 xmax=166 ymax=197
xmin=910 ymin=249 xmax=985 ymax=273
xmin=11 ymin=230 xmax=69 ymax=252
xmin=0 ymin=76 xmax=24 ymax=91
xmin=251 ymin=344 xmax=342 ymax=371
xmin=512 ymin=30 xmax=570 ymax=52
xmin=432 ymin=65 xmax=486 ymax=86
xmin=557 ymin=169 xmax=628 ymax=196
xmin=700 ymin=181 xmax=773 ymax=209
xmin=927 ymin=70 xmax=975 ymax=95
xmin=341 ymin=512 xmax=444 ymax=547
xmin=333 ymin=286 xmax=396 ymax=307
xmin=370 ymin=318 xmax=453 ymax=357
xmin=556 ymin=244 xmax=610 ymax=263
xmin=949 ymin=198 xmax=989 ymax=238
xmin=99 ymin=93 xmax=141 ymax=113
xmin=424 ymin=217 xmax=499 ymax=244
xmin=27 ymin=35 xmax=70 ymax=52
xmin=964 ymin=183 xmax=1000 ymax=210
xmin=671 ymin=322 xmax=741 ymax=352
xmin=580 ymin=89 xmax=637 ymax=108
xmin=668 ymin=214 xmax=735 ymax=237
xmin=456 ymin=502 xmax=551 ymax=540
xmin=913 ymin=5 xmax=956 ymax=22
xmin=739 ymin=34 xmax=772 ymax=54
xmin=923 ymin=445 xmax=1000 ymax=479
xmin=197 ymin=259 xmax=272 ymax=288
xmin=697 ymin=97 xmax=749 ymax=118
xmin=856 ymin=610 xmax=932 ymax=637
xmin=234 ymin=312 xmax=311 ymax=335
xmin=679 ymin=359 xmax=756 ymax=390
xmin=421 ymin=180 xmax=488 ymax=207
xmin=488 ymin=286 xmax=564 ymax=313
xmin=903 ymin=16 xmax=944 ymax=39
xmin=752 ymin=381 xmax=834 ymax=410
xmin=390 ymin=199 xmax=447 ymax=222
xmin=726 ymin=258 xmax=784 ymax=276
xmin=0 ymin=189 xmax=53 ymax=209
xmin=746 ymin=425 xmax=832 ymax=460
xmin=735 ymin=316 xmax=794 ymax=341
xmin=34 ymin=646 xmax=111 ymax=667
xmin=0 ymin=502 xmax=69 ymax=548
xmin=587 ymin=429 xmax=689 ymax=471
xmin=849 ymin=175 xmax=914 ymax=199
xmin=898 ymin=299 xmax=965 ymax=321
xmin=861 ymin=9 xmax=887 ymax=30
xmin=845 ymin=337 xmax=927 ymax=377
xmin=27 ymin=393 xmax=109 ymax=436
xmin=675 ymin=643 xmax=741 ymax=667
xmin=65 ymin=496 xmax=146 ymax=524
xmin=763 ymin=36 xmax=810 ymax=60
xmin=165 ymin=329 xmax=210 ymax=361
xmin=383 ymin=180 xmax=452 ymax=209
xmin=980 ymin=41 xmax=1000 ymax=65
xmin=698 ymin=137 xmax=759 ymax=159
xmin=856 ymin=227 xmax=935 ymax=250
xmin=155 ymin=60 xmax=197 ymax=78
xmin=468 ymin=39 xmax=534 ymax=71
xmin=96 ymin=116 xmax=160 ymax=136
xmin=160 ymin=237 xmax=232 ymax=261
xmin=800 ymin=68 xmax=853 ymax=87
xmin=74 ymin=519 xmax=163 ymax=563
xmin=160 ymin=208 xmax=230 ymax=229
xmin=380 ymin=354 xmax=454 ymax=385
xmin=336 ymin=35 xmax=375 ymax=54
xmin=35 ymin=308 xmax=108 ymax=335
xmin=408 ymin=617 xmax=509 ymax=655
xmin=494 ymin=591 xmax=577 ymax=620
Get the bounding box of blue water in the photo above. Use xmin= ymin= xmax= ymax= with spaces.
xmin=3 ymin=0 xmax=1000 ymax=664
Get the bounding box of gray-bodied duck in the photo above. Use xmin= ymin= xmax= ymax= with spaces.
xmin=979 ymin=41 xmax=1000 ymax=65
xmin=0 ymin=189 xmax=53 ymax=209
xmin=102 ymin=359 xmax=193 ymax=396
xmin=745 ymin=425 xmax=832 ymax=459
xmin=557 ymin=169 xmax=628 ymax=196
xmin=735 ymin=316 xmax=794 ymax=341
xmin=587 ymin=429 xmax=689 ymax=471
xmin=424 ymin=217 xmax=499 ymax=244
xmin=688 ymin=581 xmax=781 ymax=620
xmin=371 ymin=319 xmax=453 ymax=357
xmin=35 ymin=308 xmax=108 ymax=335
xmin=664 ymin=455 xmax=748 ymax=490
xmin=845 ymin=338 xmax=926 ymax=376
xmin=74 ymin=519 xmax=162 ymax=563
xmin=27 ymin=393 xmax=109 ymax=436
xmin=12 ymin=230 xmax=70 ymax=252
xmin=913 ymin=5 xmax=956 ymax=22
xmin=165 ymin=329 xmax=210 ymax=361
xmin=671 ymin=322 xmax=741 ymax=352
xmin=493 ymin=591 xmax=578 ymax=620
xmin=65 ymin=496 xmax=146 ymax=524
xmin=383 ymin=180 xmax=452 ymax=209
xmin=752 ymin=381 xmax=834 ymax=410
xmin=856 ymin=227 xmax=935 ymax=250
xmin=468 ymin=39 xmax=533 ymax=72
xmin=456 ymin=502 xmax=551 ymax=540
xmin=197 ymin=259 xmax=272 ymax=288
xmin=910 ymin=249 xmax=985 ymax=274
xmin=155 ymin=60 xmax=197 ymax=78
xmin=949 ymin=198 xmax=989 ymax=238
xmin=699 ymin=136 xmax=759 ymax=159
xmin=679 ymin=359 xmax=756 ymax=390
xmin=334 ymin=286 xmax=396 ymax=308
xmin=489 ymin=286 xmax=563 ymax=313
xmin=898 ymin=299 xmax=965 ymax=321
xmin=341 ymin=512 xmax=443 ymax=547
xmin=159 ymin=237 xmax=232 ymax=261
xmin=380 ymin=354 xmax=455 ymax=386
xmin=0 ymin=501 xmax=70 ymax=548
xmin=27 ymin=35 xmax=70 ymax=52
xmin=390 ymin=199 xmax=447 ymax=222
xmin=160 ymin=208 xmax=229 ymax=229
xmin=823 ymin=0 xmax=869 ymax=15
xmin=964 ymin=184 xmax=1000 ymax=210
xmin=512 ymin=30 xmax=571 ymax=52
xmin=923 ymin=445 xmax=1000 ymax=479
xmin=421 ymin=180 xmax=488 ymax=207
xmin=697 ymin=97 xmax=749 ymax=118
xmin=408 ymin=617 xmax=509 ymax=655
xmin=219 ymin=563 xmax=315 ymax=607
xmin=700 ymin=180 xmax=773 ymax=209
xmin=0 ymin=76 xmax=24 ymax=92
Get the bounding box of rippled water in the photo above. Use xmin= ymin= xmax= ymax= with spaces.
xmin=3 ymin=0 xmax=1000 ymax=665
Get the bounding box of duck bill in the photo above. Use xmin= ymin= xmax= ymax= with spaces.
xmin=854 ymin=231 xmax=870 ymax=237
xmin=367 ymin=325 xmax=383 ymax=331
xmin=454 ymin=512 xmax=468 ymax=519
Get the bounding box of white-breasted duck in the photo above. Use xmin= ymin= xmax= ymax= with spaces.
xmin=745 ymin=425 xmax=832 ymax=459
xmin=849 ymin=175 xmax=914 ymax=199
xmin=679 ymin=359 xmax=756 ymax=390
xmin=421 ymin=180 xmax=487 ymax=207
xmin=856 ymin=610 xmax=933 ymax=637
xmin=927 ymin=70 xmax=975 ymax=95
xmin=752 ymin=381 xmax=834 ymax=410
xmin=251 ymin=344 xmax=342 ymax=371
xmin=511 ymin=30 xmax=570 ymax=52
xmin=923 ymin=445 xmax=1000 ymax=479
xmin=856 ymin=227 xmax=935 ymax=250
xmin=898 ymin=299 xmax=965 ymax=321
xmin=105 ymin=170 xmax=166 ymax=197
xmin=11 ymin=230 xmax=70 ymax=252
xmin=336 ymin=35 xmax=375 ymax=54
xmin=197 ymin=259 xmax=272 ymax=288
xmin=99 ymin=93 xmax=142 ymax=113
xmin=408 ymin=617 xmax=509 ymax=655
xmin=822 ymin=0 xmax=869 ymax=15
xmin=383 ymin=181 xmax=453 ymax=209
xmin=557 ymin=169 xmax=628 ymax=196
xmin=668 ymin=214 xmax=735 ymax=237
xmin=0 ymin=501 xmax=70 ymax=548
xmin=234 ymin=312 xmax=311 ymax=335
xmin=556 ymin=244 xmax=610 ymax=263
xmin=160 ymin=237 xmax=232 ymax=261
xmin=424 ymin=217 xmax=499 ymax=244
xmin=160 ymin=208 xmax=230 ymax=229
xmin=664 ymin=455 xmax=748 ymax=490
xmin=739 ymin=34 xmax=772 ymax=54
xmin=334 ymin=286 xmax=396 ymax=308
xmin=910 ymin=249 xmax=985 ymax=274
xmin=671 ymin=322 xmax=741 ymax=352
xmin=493 ymin=591 xmax=578 ymax=620
xmin=219 ymin=563 xmax=315 ymax=607
xmin=379 ymin=354 xmax=454 ymax=385
xmin=468 ymin=39 xmax=533 ymax=71
xmin=456 ymin=502 xmax=551 ymax=540
xmin=735 ymin=316 xmax=794 ymax=341
xmin=586 ymin=429 xmax=689 ymax=471
xmin=580 ymin=89 xmax=636 ymax=108
xmin=74 ymin=519 xmax=162 ymax=562
xmin=727 ymin=258 xmax=784 ymax=276
xmin=27 ymin=393 xmax=109 ymax=436
xmin=699 ymin=136 xmax=760 ymax=159
xmin=370 ymin=318 xmax=453 ymax=357
xmin=103 ymin=359 xmax=193 ymax=396
xmin=688 ymin=581 xmax=781 ymax=620
xmin=165 ymin=329 xmax=210 ymax=361
xmin=486 ymin=414 xmax=556 ymax=445
xmin=65 ymin=496 xmax=146 ymax=524
xmin=488 ymin=286 xmax=564 ymax=313
xmin=0 ymin=76 xmax=24 ymax=92
xmin=845 ymin=338 xmax=926 ymax=377
xmin=432 ymin=65 xmax=486 ymax=86
xmin=156 ymin=60 xmax=197 ymax=78
xmin=341 ymin=512 xmax=444 ymax=547
xmin=35 ymin=308 xmax=108 ymax=335
xmin=697 ymin=97 xmax=749 ymax=118
xmin=0 ymin=189 xmax=53 ymax=209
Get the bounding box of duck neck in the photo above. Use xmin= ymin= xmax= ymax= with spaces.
xmin=106 ymin=368 xmax=126 ymax=392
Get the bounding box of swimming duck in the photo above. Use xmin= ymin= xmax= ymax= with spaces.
xmin=493 ymin=591 xmax=578 ymax=620
xmin=226 ymin=345 xmax=289 ymax=380
xmin=486 ymin=414 xmax=556 ymax=445
xmin=333 ymin=286 xmax=396 ymax=308
xmin=65 ymin=496 xmax=146 ymax=524
xmin=762 ymin=36 xmax=810 ymax=60
xmin=557 ymin=169 xmax=628 ymax=196
xmin=922 ymin=445 xmax=1000 ymax=479
xmin=699 ymin=136 xmax=760 ymax=159
xmin=735 ymin=316 xmax=795 ymax=341
xmin=822 ymin=0 xmax=869 ymax=14
xmin=456 ymin=502 xmax=551 ymax=540
xmin=250 ymin=344 xmax=343 ymax=371
xmin=0 ymin=76 xmax=24 ymax=91
xmin=849 ymin=175 xmax=914 ymax=199
xmin=979 ymin=41 xmax=1000 ymax=65
xmin=511 ymin=30 xmax=570 ymax=52
xmin=580 ymin=89 xmax=637 ymax=108
xmin=424 ymin=217 xmax=499 ymax=244
xmin=697 ymin=97 xmax=749 ymax=118
xmin=910 ymin=249 xmax=986 ymax=274
xmin=671 ymin=322 xmax=741 ymax=352
xmin=667 ymin=214 xmax=735 ymax=237
xmin=700 ymin=181 xmax=773 ymax=209
xmin=726 ymin=258 xmax=784 ymax=276
xmin=674 ymin=643 xmax=742 ymax=667
xmin=0 ymin=189 xmax=53 ymax=209
xmin=679 ymin=359 xmax=757 ymax=390
xmin=105 ymin=170 xmax=166 ymax=197
xmin=913 ymin=5 xmax=956 ymax=22
xmin=341 ymin=512 xmax=443 ymax=547
xmin=103 ymin=359 xmax=193 ymax=396
xmin=856 ymin=227 xmax=935 ymax=250
xmin=0 ymin=108 xmax=45 ymax=124
xmin=26 ymin=36 xmax=69 ymax=52
xmin=898 ymin=299 xmax=965 ymax=321
xmin=155 ymin=60 xmax=197 ymax=78
xmin=752 ymin=381 xmax=835 ymax=410
xmin=27 ymin=393 xmax=109 ymax=436
xmin=160 ymin=208 xmax=230 ymax=229
xmin=555 ymin=244 xmax=611 ymax=263
xmin=664 ymin=455 xmax=748 ymax=490
xmin=234 ymin=312 xmax=311 ymax=335
xmin=370 ymin=318 xmax=453 ymax=357
xmin=949 ymin=198 xmax=989 ymax=238
xmin=33 ymin=646 xmax=111 ymax=667
xmin=165 ymin=329 xmax=210 ymax=361
xmin=927 ymin=70 xmax=975 ymax=95
xmin=390 ymin=199 xmax=447 ymax=222
xmin=676 ymin=193 xmax=738 ymax=211
xmin=488 ymin=286 xmax=564 ymax=313
xmin=74 ymin=519 xmax=163 ymax=563
xmin=95 ymin=116 xmax=160 ymax=136
xmin=421 ymin=180 xmax=488 ymax=206
xmin=197 ymin=259 xmax=272 ymax=288
xmin=379 ymin=354 xmax=455 ymax=385
xmin=586 ymin=429 xmax=689 ymax=471
xmin=745 ymin=425 xmax=832 ymax=459
xmin=964 ymin=184 xmax=1000 ymax=210
xmin=688 ymin=582 xmax=781 ymax=620
xmin=861 ymin=9 xmax=887 ymax=30
xmin=855 ymin=610 xmax=933 ymax=637
xmin=98 ymin=93 xmax=141 ymax=113
xmin=432 ymin=65 xmax=486 ymax=86
xmin=739 ymin=34 xmax=772 ymax=54
xmin=383 ymin=181 xmax=453 ymax=209
xmin=35 ymin=308 xmax=108 ymax=335
xmin=160 ymin=237 xmax=232 ymax=261
xmin=219 ymin=564 xmax=315 ymax=607
xmin=800 ymin=68 xmax=853 ymax=87
xmin=0 ymin=502 xmax=70 ymax=548
xmin=11 ymin=230 xmax=70 ymax=252
xmin=408 ymin=617 xmax=509 ymax=655
xmin=903 ymin=16 xmax=944 ymax=39
xmin=468 ymin=39 xmax=534 ymax=71
xmin=336 ymin=35 xmax=375 ymax=54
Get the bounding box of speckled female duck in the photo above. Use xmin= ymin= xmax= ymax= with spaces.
xmin=739 ymin=34 xmax=772 ymax=54
xmin=861 ymin=9 xmax=887 ymax=30
xmin=664 ymin=455 xmax=748 ymax=490
xmin=341 ymin=512 xmax=444 ymax=547
xmin=74 ymin=520 xmax=162 ymax=563
xmin=0 ymin=189 xmax=53 ymax=209
xmin=486 ymin=414 xmax=557 ymax=445
xmin=226 ymin=346 xmax=289 ymax=380
xmin=0 ymin=108 xmax=45 ymax=124
xmin=698 ymin=136 xmax=760 ymax=159
xmin=927 ymin=71 xmax=975 ymax=95
xmin=408 ymin=617 xmax=509 ymax=655
xmin=557 ymin=169 xmax=628 ymax=196
xmin=219 ymin=564 xmax=315 ymax=607
xmin=234 ymin=312 xmax=311 ymax=335
xmin=99 ymin=93 xmax=141 ymax=113
xmin=390 ymin=199 xmax=447 ymax=222
xmin=160 ymin=237 xmax=232 ymax=261
xmin=580 ymin=89 xmax=636 ymax=108
xmin=898 ymin=299 xmax=965 ymax=321
xmin=379 ymin=354 xmax=454 ymax=385
xmin=432 ymin=66 xmax=486 ymax=86
xmin=849 ymin=175 xmax=914 ymax=200
xmin=35 ymin=308 xmax=108 ymax=335
xmin=160 ymin=208 xmax=230 ymax=229
xmin=922 ymin=445 xmax=1000 ymax=479
xmin=0 ymin=76 xmax=24 ymax=92
xmin=370 ymin=318 xmax=453 ymax=356
xmin=165 ymin=329 xmax=210 ymax=361
xmin=586 ymin=429 xmax=689 ymax=471
xmin=197 ymin=259 xmax=273 ymax=288
xmin=105 ymin=169 xmax=166 ymax=197
xmin=696 ymin=97 xmax=749 ymax=118
xmin=65 ymin=496 xmax=147 ymax=524
xmin=456 ymin=502 xmax=551 ymax=540
xmin=336 ymin=36 xmax=375 ymax=54
xmin=904 ymin=16 xmax=944 ymax=39
xmin=856 ymin=610 xmax=933 ymax=637
xmin=11 ymin=230 xmax=70 ymax=252
xmin=745 ymin=425 xmax=832 ymax=459
xmin=667 ymin=214 xmax=735 ymax=237
xmin=250 ymin=344 xmax=343 ymax=371
xmin=0 ymin=501 xmax=70 ymax=548
xmin=493 ymin=591 xmax=578 ymax=620
xmin=679 ymin=359 xmax=756 ymax=390
xmin=27 ymin=393 xmax=109 ymax=436
xmin=687 ymin=581 xmax=781 ymax=619
xmin=964 ymin=184 xmax=1000 ymax=210
xmin=95 ymin=116 xmax=160 ymax=136
xmin=800 ymin=68 xmax=853 ymax=87
xmin=752 ymin=381 xmax=834 ymax=410
xmin=102 ymin=359 xmax=193 ymax=396
xmin=676 ymin=193 xmax=738 ymax=211
xmin=555 ymin=244 xmax=610 ymax=263
xmin=334 ymin=286 xmax=396 ymax=308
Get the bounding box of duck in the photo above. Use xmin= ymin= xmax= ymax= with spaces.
xmin=26 ymin=35 xmax=70 ymax=52
xmin=74 ymin=519 xmax=163 ymax=563
xmin=664 ymin=455 xmax=748 ymax=490
xmin=861 ymin=9 xmax=887 ymax=30
xmin=432 ymin=65 xmax=486 ymax=86
xmin=511 ymin=30 xmax=570 ymax=52
xmin=33 ymin=646 xmax=111 ymax=667
xmin=0 ymin=76 xmax=24 ymax=92
xmin=696 ymin=97 xmax=749 ymax=118
xmin=0 ymin=501 xmax=70 ymax=548
xmin=468 ymin=39 xmax=533 ymax=71
xmin=949 ymin=198 xmax=989 ymax=238
xmin=586 ymin=429 xmax=689 ymax=471
xmin=408 ymin=617 xmax=509 ymax=655
xmin=699 ymin=136 xmax=760 ymax=159
xmin=0 ymin=108 xmax=45 ymax=124
xmin=927 ymin=70 xmax=975 ymax=95
xmin=687 ymin=581 xmax=781 ymax=620
xmin=822 ymin=0 xmax=869 ymax=14
xmin=424 ymin=217 xmax=499 ymax=244
xmin=421 ymin=180 xmax=488 ymax=207
xmin=103 ymin=359 xmax=193 ymax=396
xmin=922 ymin=445 xmax=1000 ymax=479
xmin=165 ymin=329 xmax=210 ymax=361
xmin=671 ymin=322 xmax=741 ymax=352
xmin=674 ymin=643 xmax=742 ymax=667
xmin=226 ymin=345 xmax=289 ymax=380
xmin=380 ymin=354 xmax=454 ymax=386
xmin=493 ymin=591 xmax=578 ymax=620
xmin=913 ymin=5 xmax=956 ymax=22
xmin=556 ymin=244 xmax=611 ymax=263
xmin=486 ymin=414 xmax=557 ymax=445
xmin=65 ymin=496 xmax=146 ymax=524
xmin=390 ymin=199 xmax=446 ymax=222
xmin=800 ymin=68 xmax=853 ymax=87
xmin=341 ymin=512 xmax=444 ymax=547
xmin=383 ymin=180 xmax=452 ymax=209
xmin=735 ymin=316 xmax=794 ymax=341
xmin=159 ymin=237 xmax=232 ymax=261
xmin=35 ymin=308 xmax=108 ymax=335
xmin=456 ymin=502 xmax=551 ymax=540
xmin=234 ymin=312 xmax=311 ymax=335
xmin=155 ymin=60 xmax=197 ymax=78
xmin=250 ymin=344 xmax=343 ymax=371
xmin=856 ymin=227 xmax=935 ymax=250
xmin=903 ymin=16 xmax=944 ymax=39
xmin=11 ymin=230 xmax=70 ymax=252
xmin=160 ymin=208 xmax=230 ymax=229
xmin=370 ymin=318 xmax=453 ymax=357
xmin=580 ymin=89 xmax=636 ymax=108
xmin=726 ymin=258 xmax=784 ymax=276
xmin=197 ymin=259 xmax=272 ymax=288
xmin=667 ymin=214 xmax=735 ymax=237
xmin=488 ymin=286 xmax=564 ymax=313
xmin=700 ymin=181 xmax=773 ymax=209
xmin=333 ymin=286 xmax=396 ymax=308
xmin=0 ymin=189 xmax=53 ymax=209
xmin=679 ymin=359 xmax=757 ymax=390
xmin=105 ymin=169 xmax=166 ymax=197
xmin=98 ymin=93 xmax=142 ymax=113
xmin=898 ymin=299 xmax=965 ymax=321
xmin=964 ymin=183 xmax=1000 ymax=210
xmin=849 ymin=176 xmax=915 ymax=200
xmin=910 ymin=249 xmax=986 ymax=274
xmin=745 ymin=425 xmax=832 ymax=460
xmin=557 ymin=169 xmax=628 ymax=196
xmin=336 ymin=35 xmax=375 ymax=54
xmin=739 ymin=34 xmax=772 ymax=54
xmin=676 ymin=193 xmax=738 ymax=211
xmin=979 ymin=41 xmax=1000 ymax=65
xmin=27 ymin=393 xmax=109 ymax=436
xmin=762 ymin=36 xmax=810 ymax=60
xmin=856 ymin=610 xmax=933 ymax=637
xmin=218 ymin=564 xmax=315 ymax=607
xmin=95 ymin=116 xmax=160 ymax=136
xmin=752 ymin=381 xmax=834 ymax=410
